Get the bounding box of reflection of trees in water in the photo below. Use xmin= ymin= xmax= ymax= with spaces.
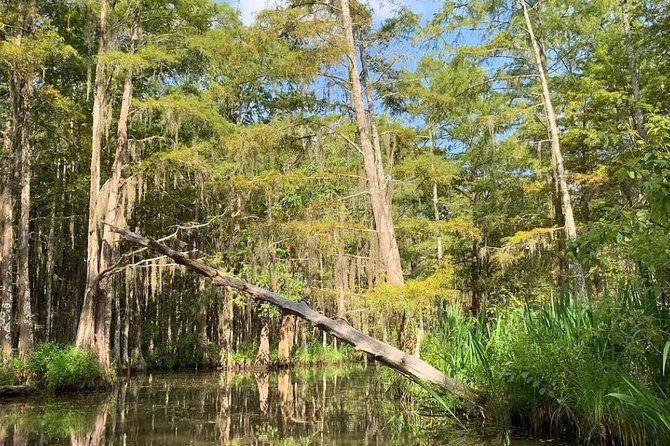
xmin=0 ymin=368 xmax=428 ymax=445
xmin=0 ymin=393 xmax=112 ymax=446
xmin=70 ymin=402 xmax=108 ymax=446
xmin=256 ymin=371 xmax=269 ymax=415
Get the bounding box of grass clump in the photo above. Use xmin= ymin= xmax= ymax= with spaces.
xmin=424 ymin=286 xmax=670 ymax=444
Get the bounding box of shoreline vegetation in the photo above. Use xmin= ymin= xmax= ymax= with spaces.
xmin=2 ymin=283 xmax=668 ymax=445
xmin=1 ymin=0 xmax=669 ymax=444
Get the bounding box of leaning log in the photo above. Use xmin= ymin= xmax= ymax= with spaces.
xmin=109 ymin=225 xmax=479 ymax=401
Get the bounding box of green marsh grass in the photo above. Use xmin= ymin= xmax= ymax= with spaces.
xmin=424 ymin=285 xmax=670 ymax=444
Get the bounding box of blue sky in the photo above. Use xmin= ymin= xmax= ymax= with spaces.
xmin=224 ymin=0 xmax=440 ymax=25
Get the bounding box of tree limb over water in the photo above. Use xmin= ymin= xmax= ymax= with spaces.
xmin=108 ymin=224 xmax=480 ymax=401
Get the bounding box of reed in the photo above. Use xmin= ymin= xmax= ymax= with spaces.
xmin=424 ymin=284 xmax=670 ymax=444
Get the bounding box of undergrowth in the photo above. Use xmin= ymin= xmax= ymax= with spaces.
xmin=423 ymin=285 xmax=670 ymax=444
xmin=0 ymin=343 xmax=112 ymax=392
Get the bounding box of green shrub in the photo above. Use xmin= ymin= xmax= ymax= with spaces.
xmin=27 ymin=343 xmax=110 ymax=392
xmin=0 ymin=353 xmax=24 ymax=385
xmin=231 ymin=341 xmax=257 ymax=365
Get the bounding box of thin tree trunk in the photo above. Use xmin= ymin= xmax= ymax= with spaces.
xmin=130 ymin=286 xmax=145 ymax=370
xmin=428 ymin=130 xmax=443 ymax=262
xmin=414 ymin=313 xmax=425 ymax=357
xmin=112 ymin=281 xmax=121 ymax=365
xmin=195 ymin=278 xmax=209 ymax=365
xmin=44 ymin=203 xmax=57 ymax=341
xmin=339 ymin=0 xmax=403 ymax=285
xmin=334 ymin=231 xmax=347 ymax=319
xmin=359 ymin=43 xmax=387 ymax=201
xmin=620 ymin=0 xmax=645 ymax=138
xmin=16 ymin=0 xmax=37 ymax=359
xmin=218 ymin=288 xmax=234 ymax=369
xmin=433 ymin=181 xmax=443 ymax=261
xmin=0 ymin=72 xmax=17 ymax=356
xmin=121 ymin=286 xmax=129 ymax=369
xmin=520 ymin=0 xmax=585 ymax=295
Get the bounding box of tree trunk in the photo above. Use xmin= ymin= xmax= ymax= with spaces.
xmin=77 ymin=0 xmax=112 ymax=368
xmin=16 ymin=0 xmax=37 ymax=359
xmin=218 ymin=288 xmax=234 ymax=369
xmin=520 ymin=0 xmax=585 ymax=295
xmin=339 ymin=0 xmax=403 ymax=285
xmin=278 ymin=312 xmax=294 ymax=364
xmin=195 ymin=279 xmax=209 ymax=365
xmin=335 ymin=231 xmax=347 ymax=319
xmin=0 ymin=71 xmax=17 ymax=356
xmin=620 ymin=0 xmax=645 ymax=138
xmin=44 ymin=203 xmax=57 ymax=341
xmin=254 ymin=320 xmax=270 ymax=366
xmin=121 ymin=286 xmax=129 ymax=369
xmin=130 ymin=286 xmax=145 ymax=370
xmin=111 ymin=226 xmax=480 ymax=400
xmin=414 ymin=312 xmax=425 ymax=357
xmin=433 ymin=182 xmax=443 ymax=261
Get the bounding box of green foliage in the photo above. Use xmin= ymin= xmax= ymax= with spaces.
xmin=427 ymin=287 xmax=670 ymax=444
xmin=0 ymin=353 xmax=25 ymax=385
xmin=255 ymin=424 xmax=309 ymax=446
xmin=27 ymin=343 xmax=111 ymax=392
xmin=230 ymin=341 xmax=258 ymax=366
xmin=292 ymin=341 xmax=358 ymax=365
xmin=146 ymin=334 xmax=220 ymax=370
xmin=576 ymin=113 xmax=670 ymax=286
xmin=609 ymin=379 xmax=670 ymax=437
xmin=365 ymin=262 xmax=457 ymax=313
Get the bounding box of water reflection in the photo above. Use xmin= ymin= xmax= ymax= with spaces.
xmin=0 ymin=368 xmax=559 ymax=445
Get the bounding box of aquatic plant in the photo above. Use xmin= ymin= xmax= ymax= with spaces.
xmin=424 ymin=285 xmax=670 ymax=444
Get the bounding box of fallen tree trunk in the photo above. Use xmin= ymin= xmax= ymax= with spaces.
xmin=109 ymin=225 xmax=480 ymax=401
xmin=0 ymin=385 xmax=33 ymax=397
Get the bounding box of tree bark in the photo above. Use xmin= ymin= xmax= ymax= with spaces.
xmin=254 ymin=319 xmax=270 ymax=366
xmin=620 ymin=0 xmax=645 ymax=138
xmin=278 ymin=312 xmax=294 ymax=363
xmin=16 ymin=0 xmax=37 ymax=359
xmin=218 ymin=288 xmax=234 ymax=369
xmin=339 ymin=0 xmax=403 ymax=285
xmin=520 ymin=0 xmax=585 ymax=295
xmin=44 ymin=203 xmax=57 ymax=341
xmin=334 ymin=231 xmax=348 ymax=319
xmin=77 ymin=0 xmax=112 ymax=368
xmin=110 ymin=225 xmax=480 ymax=400
xmin=195 ymin=278 xmax=209 ymax=365
xmin=0 ymin=70 xmax=17 ymax=356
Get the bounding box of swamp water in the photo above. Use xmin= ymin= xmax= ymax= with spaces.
xmin=0 ymin=367 xmax=563 ymax=445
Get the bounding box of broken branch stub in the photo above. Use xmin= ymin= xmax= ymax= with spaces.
xmin=108 ymin=225 xmax=480 ymax=401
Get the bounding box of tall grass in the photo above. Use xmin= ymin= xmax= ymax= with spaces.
xmin=423 ymin=285 xmax=670 ymax=444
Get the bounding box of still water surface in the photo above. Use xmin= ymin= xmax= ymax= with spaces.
xmin=0 ymin=367 xmax=563 ymax=445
